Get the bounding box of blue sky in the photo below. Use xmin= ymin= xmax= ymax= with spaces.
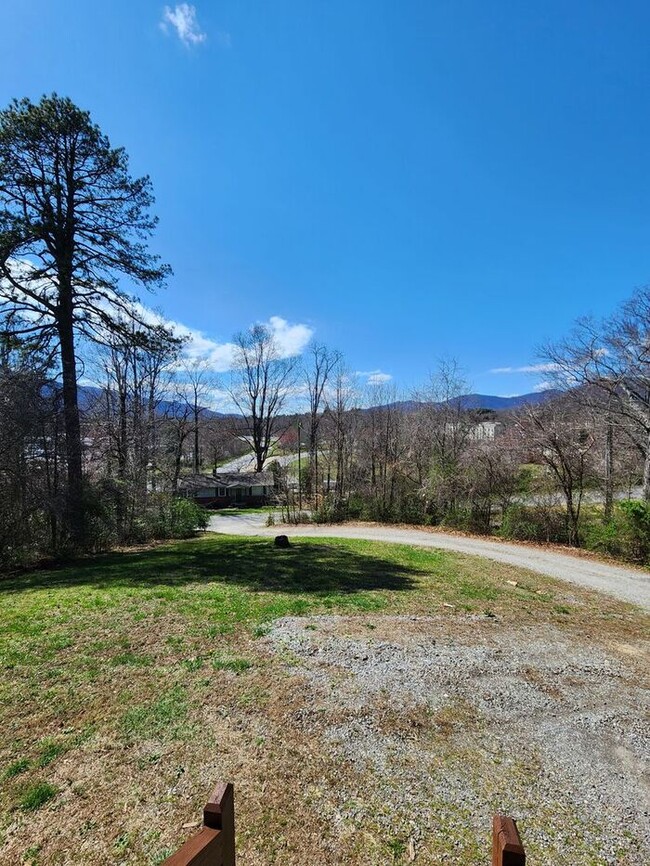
xmin=2 ymin=1 xmax=650 ymax=398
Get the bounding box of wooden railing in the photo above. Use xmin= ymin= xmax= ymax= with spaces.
xmin=162 ymin=783 xmax=235 ymax=866
xmin=493 ymin=815 xmax=526 ymax=865
xmin=163 ymin=784 xmax=526 ymax=865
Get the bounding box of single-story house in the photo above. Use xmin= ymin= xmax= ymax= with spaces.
xmin=178 ymin=471 xmax=274 ymax=508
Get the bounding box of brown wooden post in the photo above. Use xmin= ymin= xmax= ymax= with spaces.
xmin=492 ymin=815 xmax=525 ymax=866
xmin=162 ymin=783 xmax=235 ymax=866
xmin=203 ymin=783 xmax=235 ymax=866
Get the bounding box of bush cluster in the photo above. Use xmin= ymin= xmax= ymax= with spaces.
xmin=84 ymin=488 xmax=208 ymax=552
xmin=582 ymin=500 xmax=650 ymax=563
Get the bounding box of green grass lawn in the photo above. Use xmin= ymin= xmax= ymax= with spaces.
xmin=0 ymin=534 xmax=646 ymax=865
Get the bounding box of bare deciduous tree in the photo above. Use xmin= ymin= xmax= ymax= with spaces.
xmin=229 ymin=324 xmax=297 ymax=472
xmin=514 ymin=396 xmax=595 ymax=546
xmin=412 ymin=360 xmax=473 ymax=517
xmin=303 ymin=343 xmax=341 ymax=495
xmin=544 ymin=286 xmax=650 ymax=500
xmin=177 ymin=358 xmax=215 ymax=475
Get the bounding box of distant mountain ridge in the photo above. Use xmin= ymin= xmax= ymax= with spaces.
xmin=73 ymin=384 xmax=230 ymax=418
xmin=55 ymin=384 xmax=559 ymax=420
xmin=374 ymin=390 xmax=561 ymax=413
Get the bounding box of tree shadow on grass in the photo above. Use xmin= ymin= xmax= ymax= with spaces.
xmin=0 ymin=536 xmax=419 ymax=596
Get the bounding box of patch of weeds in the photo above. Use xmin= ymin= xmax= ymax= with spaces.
xmin=484 ymin=609 xmax=496 ymax=618
xmin=37 ymin=738 xmax=67 ymax=767
xmin=152 ymin=849 xmax=175 ymax=865
xmin=121 ymin=686 xmax=189 ymax=740
xmin=212 ymin=653 xmax=252 ymax=674
xmin=113 ymin=832 xmax=132 ymax=855
xmin=36 ymin=728 xmax=93 ymax=768
xmin=554 ymin=605 xmax=571 ymax=615
xmin=252 ymin=623 xmax=271 ymax=638
xmin=304 ymin=623 xmax=318 ymax=631
xmin=386 ymin=837 xmax=406 ymax=860
xmin=181 ymin=656 xmax=204 ymax=672
xmin=4 ymin=757 xmax=30 ymax=779
xmin=166 ymin=635 xmax=185 ymax=650
xmin=19 ymin=781 xmax=58 ymax=812
xmin=22 ymin=845 xmax=41 ymax=865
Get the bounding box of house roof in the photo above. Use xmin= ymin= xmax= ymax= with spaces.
xmin=178 ymin=472 xmax=274 ymax=491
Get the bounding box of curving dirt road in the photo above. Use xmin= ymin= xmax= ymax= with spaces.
xmin=207 ymin=513 xmax=650 ymax=610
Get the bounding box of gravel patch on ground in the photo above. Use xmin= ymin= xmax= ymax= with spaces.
xmin=264 ymin=614 xmax=650 ymax=864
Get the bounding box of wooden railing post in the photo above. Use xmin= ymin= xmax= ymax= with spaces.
xmin=203 ymin=783 xmax=235 ymax=866
xmin=492 ymin=815 xmax=525 ymax=866
xmin=162 ymin=783 xmax=235 ymax=866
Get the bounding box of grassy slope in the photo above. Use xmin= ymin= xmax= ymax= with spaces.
xmin=0 ymin=535 xmax=647 ymax=865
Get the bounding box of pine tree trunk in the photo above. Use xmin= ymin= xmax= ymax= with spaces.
xmin=56 ymin=297 xmax=84 ymax=546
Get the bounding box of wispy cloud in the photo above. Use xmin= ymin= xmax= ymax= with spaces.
xmin=356 ymin=369 xmax=393 ymax=385
xmin=490 ymin=363 xmax=559 ymax=375
xmin=160 ymin=4 xmax=207 ymax=47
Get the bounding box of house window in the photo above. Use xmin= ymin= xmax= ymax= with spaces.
xmin=218 ymin=487 xmax=226 ymax=496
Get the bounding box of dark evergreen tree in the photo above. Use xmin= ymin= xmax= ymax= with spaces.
xmin=0 ymin=94 xmax=170 ymax=545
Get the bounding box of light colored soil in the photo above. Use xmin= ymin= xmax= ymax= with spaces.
xmin=207 ymin=515 xmax=650 ymax=610
xmin=264 ymin=613 xmax=650 ymax=865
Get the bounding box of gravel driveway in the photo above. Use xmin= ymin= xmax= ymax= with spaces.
xmin=207 ymin=514 xmax=650 ymax=610
xmin=264 ymin=613 xmax=650 ymax=864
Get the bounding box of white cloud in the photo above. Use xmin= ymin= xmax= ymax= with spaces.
xmin=533 ymin=380 xmax=553 ymax=392
xmin=160 ymin=4 xmax=207 ymax=47
xmin=267 ymin=316 xmax=313 ymax=358
xmin=133 ymin=305 xmax=313 ymax=372
xmin=356 ymin=369 xmax=393 ymax=385
xmin=490 ymin=363 xmax=559 ymax=375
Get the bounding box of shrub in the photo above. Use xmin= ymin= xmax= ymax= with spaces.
xmin=583 ymin=500 xmax=650 ymax=563
xmin=617 ymin=500 xmax=650 ymax=560
xmin=442 ymin=505 xmax=492 ymax=534
xmin=499 ymin=503 xmax=570 ymax=544
xmin=148 ymin=497 xmax=209 ymax=539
